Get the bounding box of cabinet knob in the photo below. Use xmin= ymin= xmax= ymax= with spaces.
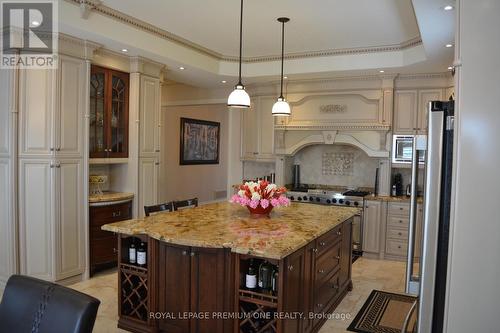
xmin=316 ymin=303 xmax=323 ymax=308
xmin=155 ymin=162 xmax=160 ymax=165
xmin=398 ymin=245 xmax=402 ymax=249
xmin=56 ymin=148 xmax=61 ymax=151
xmin=190 ymin=252 xmax=196 ymax=257
xmin=155 ymin=149 xmax=160 ymax=153
xmin=319 ymin=241 xmax=326 ymax=247
xmin=112 ymin=211 xmax=122 ymax=217
xmin=182 ymin=250 xmax=188 ymax=256
xmin=400 ymin=207 xmax=404 ymax=210
xmin=312 ymin=248 xmax=318 ymax=253
xmin=336 ymin=231 xmax=342 ymax=236
xmin=335 ymin=255 xmax=341 ymax=260
xmin=288 ymin=265 xmax=294 ymax=271
xmin=318 ymin=269 xmax=325 ymax=274
xmin=332 ymin=284 xmax=339 ymax=290
xmin=113 ymin=248 xmax=117 ymax=254
xmin=399 ymin=220 xmax=403 ymax=223
xmin=398 ymin=232 xmax=402 ymax=236
xmin=50 ymin=148 xmax=54 ymax=151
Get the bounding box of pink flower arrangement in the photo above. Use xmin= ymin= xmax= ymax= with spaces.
xmin=230 ymin=180 xmax=290 ymax=212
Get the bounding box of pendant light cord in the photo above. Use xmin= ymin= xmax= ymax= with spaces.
xmin=238 ymin=0 xmax=243 ymax=85
xmin=279 ymin=19 xmax=285 ymax=98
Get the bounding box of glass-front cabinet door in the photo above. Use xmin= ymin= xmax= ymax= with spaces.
xmin=89 ymin=66 xmax=107 ymax=158
xmin=89 ymin=65 xmax=129 ymax=158
xmin=108 ymin=70 xmax=129 ymax=157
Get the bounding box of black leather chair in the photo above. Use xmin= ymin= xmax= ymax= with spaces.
xmin=144 ymin=202 xmax=174 ymax=216
xmin=173 ymin=197 xmax=198 ymax=211
xmin=0 ymin=275 xmax=100 ymax=333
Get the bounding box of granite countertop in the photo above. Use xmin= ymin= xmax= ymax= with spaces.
xmin=365 ymin=194 xmax=423 ymax=203
xmin=102 ymin=202 xmax=359 ymax=260
xmin=89 ymin=191 xmax=134 ymax=204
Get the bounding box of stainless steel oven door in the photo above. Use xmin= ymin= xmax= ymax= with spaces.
xmin=352 ymin=211 xmax=363 ymax=254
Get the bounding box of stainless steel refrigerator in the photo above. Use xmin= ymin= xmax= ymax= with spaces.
xmin=403 ymin=100 xmax=454 ymax=333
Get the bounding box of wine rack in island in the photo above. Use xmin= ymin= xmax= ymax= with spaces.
xmin=234 ymin=219 xmax=353 ymax=333
xmin=118 ymin=234 xmax=157 ymax=333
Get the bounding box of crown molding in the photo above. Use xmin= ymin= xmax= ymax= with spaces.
xmin=65 ymin=0 xmax=423 ymax=63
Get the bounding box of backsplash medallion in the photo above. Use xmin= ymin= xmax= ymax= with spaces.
xmin=322 ymin=152 xmax=354 ymax=176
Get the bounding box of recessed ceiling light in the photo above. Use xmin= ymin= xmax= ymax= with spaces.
xmin=448 ymin=66 xmax=453 ymax=70
xmin=221 ymin=80 xmax=227 ymax=83
xmin=121 ymin=48 xmax=128 ymax=53
xmin=445 ymin=44 xmax=453 ymax=48
xmin=379 ymin=70 xmax=385 ymax=73
xmin=31 ymin=20 xmax=40 ymax=27
xmin=179 ymin=66 xmax=185 ymax=70
xmin=444 ymin=5 xmax=454 ymax=11
xmin=284 ymin=76 xmax=288 ymax=79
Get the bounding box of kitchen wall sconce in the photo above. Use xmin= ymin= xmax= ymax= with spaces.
xmin=272 ymin=17 xmax=291 ymax=116
xmin=227 ymin=0 xmax=251 ymax=108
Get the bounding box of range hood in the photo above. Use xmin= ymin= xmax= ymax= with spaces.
xmin=273 ymin=91 xmax=392 ymax=158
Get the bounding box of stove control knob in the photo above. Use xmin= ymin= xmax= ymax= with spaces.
xmin=309 ymin=197 xmax=314 ymax=202
xmin=290 ymin=196 xmax=295 ymax=201
xmin=326 ymin=199 xmax=331 ymax=204
xmin=345 ymin=200 xmax=351 ymax=206
xmin=316 ymin=197 xmax=321 ymax=202
xmin=298 ymin=197 xmax=302 ymax=201
xmin=338 ymin=199 xmax=344 ymax=204
xmin=332 ymin=199 xmax=337 ymax=204
xmin=303 ymin=196 xmax=308 ymax=201
xmin=354 ymin=201 xmax=359 ymax=206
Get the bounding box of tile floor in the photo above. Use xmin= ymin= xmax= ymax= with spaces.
xmin=68 ymin=257 xmax=406 ymax=333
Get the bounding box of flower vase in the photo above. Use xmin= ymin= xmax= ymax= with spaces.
xmin=247 ymin=205 xmax=274 ymax=217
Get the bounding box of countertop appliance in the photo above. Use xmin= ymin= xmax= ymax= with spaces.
xmin=286 ymin=188 xmax=369 ymax=260
xmin=392 ymin=135 xmax=426 ymax=164
xmin=400 ymin=100 xmax=454 ymax=333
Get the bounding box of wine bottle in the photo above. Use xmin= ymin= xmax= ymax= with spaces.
xmin=258 ymin=261 xmax=272 ymax=290
xmin=271 ymin=267 xmax=278 ymax=294
xmin=129 ymin=241 xmax=136 ymax=264
xmin=137 ymin=242 xmax=147 ymax=267
xmin=245 ymin=259 xmax=257 ymax=289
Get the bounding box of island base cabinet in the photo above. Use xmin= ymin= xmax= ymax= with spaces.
xmin=157 ymin=243 xmax=234 ymax=333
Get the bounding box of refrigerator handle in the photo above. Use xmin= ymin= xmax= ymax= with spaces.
xmin=405 ymin=137 xmax=420 ymax=294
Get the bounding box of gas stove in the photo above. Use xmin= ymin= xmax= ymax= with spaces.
xmin=286 ymin=188 xmax=370 ymax=207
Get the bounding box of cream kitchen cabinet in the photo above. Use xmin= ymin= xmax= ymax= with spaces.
xmin=55 ymin=56 xmax=86 ymax=157
xmin=363 ymin=200 xmax=385 ymax=255
xmin=393 ymin=90 xmax=418 ymax=135
xmin=241 ymin=96 xmax=275 ymax=161
xmin=19 ymin=56 xmax=86 ymax=158
xmin=18 ymin=69 xmax=55 ymax=157
xmin=138 ymin=157 xmax=160 ymax=217
xmin=417 ymin=89 xmax=443 ymax=133
xmin=393 ymin=89 xmax=444 ymax=134
xmin=19 ymin=159 xmax=85 ymax=281
xmin=139 ymin=75 xmax=161 ymax=157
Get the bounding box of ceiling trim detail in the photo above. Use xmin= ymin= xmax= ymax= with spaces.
xmin=66 ymin=0 xmax=422 ymax=63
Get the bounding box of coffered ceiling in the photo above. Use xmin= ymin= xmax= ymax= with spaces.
xmin=59 ymin=0 xmax=455 ymax=87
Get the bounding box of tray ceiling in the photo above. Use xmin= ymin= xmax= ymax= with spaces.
xmin=100 ymin=0 xmax=421 ymax=58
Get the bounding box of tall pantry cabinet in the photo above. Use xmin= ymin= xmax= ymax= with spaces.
xmin=18 ymin=55 xmax=88 ymax=282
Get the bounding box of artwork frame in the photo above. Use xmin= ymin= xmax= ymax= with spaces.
xmin=180 ymin=117 xmax=220 ymax=165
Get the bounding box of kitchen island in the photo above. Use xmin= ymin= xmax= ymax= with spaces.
xmin=102 ymin=202 xmax=358 ymax=333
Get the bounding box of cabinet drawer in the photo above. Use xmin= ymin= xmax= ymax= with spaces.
xmin=90 ymin=236 xmax=118 ymax=264
xmin=386 ymin=227 xmax=408 ymax=241
xmin=316 ymin=225 xmax=342 ymax=257
xmin=387 ymin=216 xmax=409 ymax=229
xmin=90 ymin=201 xmax=132 ymax=225
xmin=315 ymin=242 xmax=341 ymax=286
xmin=386 ymin=239 xmax=408 ymax=256
xmin=388 ymin=202 xmax=410 ymax=216
xmin=314 ymin=271 xmax=341 ymax=316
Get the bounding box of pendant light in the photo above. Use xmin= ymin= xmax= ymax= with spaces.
xmin=227 ymin=0 xmax=250 ymax=108
xmin=272 ymin=17 xmax=291 ymax=116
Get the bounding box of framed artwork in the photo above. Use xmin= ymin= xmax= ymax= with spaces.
xmin=180 ymin=117 xmax=220 ymax=165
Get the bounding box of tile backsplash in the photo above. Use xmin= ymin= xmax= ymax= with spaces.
xmin=293 ymin=144 xmax=380 ymax=188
